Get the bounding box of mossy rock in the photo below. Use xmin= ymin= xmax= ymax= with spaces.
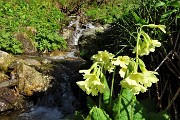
xmin=0 ymin=50 xmax=16 ymax=71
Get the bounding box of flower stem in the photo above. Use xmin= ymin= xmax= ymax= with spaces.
xmin=99 ymin=93 xmax=102 ymax=108
xmin=110 ymin=67 xmax=116 ymax=105
xmin=135 ymin=27 xmax=142 ymax=72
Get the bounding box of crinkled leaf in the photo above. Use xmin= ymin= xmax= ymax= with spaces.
xmin=112 ymin=88 xmax=136 ymax=120
xmin=101 ymin=73 xmax=110 ymax=105
xmin=140 ymin=98 xmax=156 ymax=112
xmin=86 ymin=106 xmax=112 ymax=120
xmin=112 ymin=90 xmax=170 ymax=120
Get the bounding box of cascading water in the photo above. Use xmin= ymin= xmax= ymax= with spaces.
xmin=67 ymin=16 xmax=95 ymax=46
xmin=0 ymin=15 xmax=94 ymax=120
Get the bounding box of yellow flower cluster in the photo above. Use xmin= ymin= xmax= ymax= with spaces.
xmin=120 ymin=70 xmax=159 ymax=95
xmin=76 ymin=24 xmax=165 ymax=96
xmin=91 ymin=50 xmax=115 ymax=73
xmin=133 ymin=31 xmax=161 ymax=56
xmin=76 ymin=72 xmax=106 ymax=96
xmin=76 ymin=50 xmax=160 ymax=96
xmin=76 ymin=50 xmax=114 ymax=96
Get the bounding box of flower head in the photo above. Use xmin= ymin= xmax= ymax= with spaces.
xmin=120 ymin=71 xmax=159 ymax=95
xmin=133 ymin=32 xmax=161 ymax=56
xmin=91 ymin=50 xmax=114 ymax=64
xmin=76 ymin=74 xmax=106 ymax=96
xmin=92 ymin=50 xmax=115 ymax=73
xmin=120 ymin=73 xmax=147 ymax=95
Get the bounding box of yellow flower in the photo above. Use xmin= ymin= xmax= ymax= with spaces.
xmin=119 ymin=67 xmax=127 ymax=78
xmin=104 ymin=62 xmax=115 ymax=73
xmin=91 ymin=50 xmax=114 ymax=64
xmin=120 ymin=73 xmax=147 ymax=95
xmin=112 ymin=56 xmax=130 ymax=67
xmin=133 ymin=31 xmax=162 ymax=56
xmin=149 ymin=40 xmax=161 ymax=52
xmin=91 ymin=50 xmax=115 ymax=73
xmin=141 ymin=71 xmax=159 ymax=87
xmin=120 ymin=71 xmax=158 ymax=95
xmin=144 ymin=24 xmax=166 ymax=33
xmin=79 ymin=69 xmax=91 ymax=74
xmin=76 ymin=74 xmax=106 ymax=96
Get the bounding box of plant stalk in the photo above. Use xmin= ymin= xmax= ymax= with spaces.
xmin=135 ymin=27 xmax=142 ymax=72
xmin=110 ymin=67 xmax=116 ymax=105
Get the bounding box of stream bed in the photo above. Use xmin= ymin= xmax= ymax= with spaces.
xmin=0 ymin=15 xmax=100 ymax=120
xmin=0 ymin=52 xmax=86 ymax=120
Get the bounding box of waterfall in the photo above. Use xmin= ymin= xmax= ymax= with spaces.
xmin=67 ymin=16 xmax=95 ymax=46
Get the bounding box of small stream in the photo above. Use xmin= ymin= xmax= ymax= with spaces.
xmin=0 ymin=16 xmax=95 ymax=120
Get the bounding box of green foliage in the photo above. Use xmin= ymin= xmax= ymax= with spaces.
xmin=85 ymin=106 xmax=111 ymax=120
xmin=85 ymin=0 xmax=138 ymax=24
xmin=112 ymin=89 xmax=170 ymax=120
xmin=155 ymin=0 xmax=180 ymax=23
xmin=112 ymin=88 xmax=136 ymax=120
xmin=0 ymin=0 xmax=67 ymax=54
xmin=35 ymin=29 xmax=67 ymax=52
xmin=0 ymin=30 xmax=23 ymax=54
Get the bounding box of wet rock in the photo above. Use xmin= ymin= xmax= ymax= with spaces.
xmin=14 ymin=33 xmax=37 ymax=55
xmin=0 ymin=87 xmax=18 ymax=112
xmin=50 ymin=50 xmax=68 ymax=57
xmin=62 ymin=27 xmax=74 ymax=45
xmin=49 ymin=50 xmax=80 ymax=59
xmin=14 ymin=58 xmax=41 ymax=66
xmin=0 ymin=50 xmax=16 ymax=71
xmin=0 ymin=72 xmax=9 ymax=83
xmin=15 ymin=63 xmax=52 ymax=96
xmin=78 ymin=24 xmax=111 ymax=59
xmin=0 ymin=79 xmax=18 ymax=88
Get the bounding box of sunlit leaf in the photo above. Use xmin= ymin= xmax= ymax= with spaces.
xmin=167 ymin=1 xmax=180 ymax=7
xmin=155 ymin=1 xmax=166 ymax=8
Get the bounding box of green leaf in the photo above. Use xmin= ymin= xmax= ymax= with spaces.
xmin=112 ymin=88 xmax=136 ymax=120
xmin=101 ymin=73 xmax=110 ymax=105
xmin=167 ymin=1 xmax=180 ymax=8
xmin=133 ymin=101 xmax=146 ymax=120
xmin=160 ymin=9 xmax=178 ymax=22
xmin=125 ymin=59 xmax=136 ymax=77
xmin=138 ymin=58 xmax=146 ymax=72
xmin=131 ymin=11 xmax=141 ymax=23
xmin=131 ymin=11 xmax=147 ymax=25
xmin=155 ymin=1 xmax=166 ymax=8
xmin=86 ymin=106 xmax=112 ymax=120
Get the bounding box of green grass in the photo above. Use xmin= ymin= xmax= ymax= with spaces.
xmin=0 ymin=0 xmax=67 ymax=54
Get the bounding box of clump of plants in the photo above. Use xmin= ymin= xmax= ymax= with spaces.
xmin=85 ymin=0 xmax=135 ymax=24
xmin=75 ymin=24 xmax=170 ymax=120
xmin=0 ymin=0 xmax=67 ymax=54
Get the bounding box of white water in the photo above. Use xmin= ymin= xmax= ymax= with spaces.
xmin=68 ymin=16 xmax=95 ymax=45
xmin=19 ymin=106 xmax=64 ymax=120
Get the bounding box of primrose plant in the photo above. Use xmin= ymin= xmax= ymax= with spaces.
xmin=76 ymin=24 xmax=167 ymax=120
